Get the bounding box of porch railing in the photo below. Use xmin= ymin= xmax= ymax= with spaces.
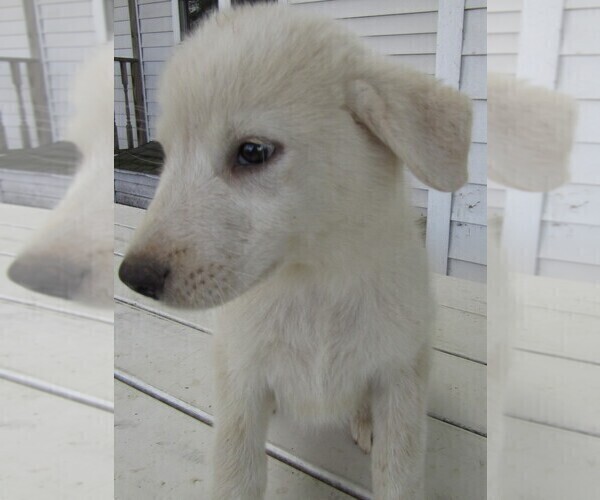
xmin=0 ymin=57 xmax=52 ymax=152
xmin=114 ymin=57 xmax=148 ymax=152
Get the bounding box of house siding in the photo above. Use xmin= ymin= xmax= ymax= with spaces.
xmin=0 ymin=0 xmax=34 ymax=149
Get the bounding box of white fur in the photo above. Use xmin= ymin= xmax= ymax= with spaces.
xmin=122 ymin=6 xmax=471 ymax=499
xmin=8 ymin=42 xmax=114 ymax=307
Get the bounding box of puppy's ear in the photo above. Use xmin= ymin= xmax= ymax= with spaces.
xmin=346 ymin=62 xmax=472 ymax=192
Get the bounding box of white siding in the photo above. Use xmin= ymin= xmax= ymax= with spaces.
xmin=114 ymin=0 xmax=137 ymax=149
xmin=135 ymin=0 xmax=175 ymax=140
xmin=0 ymin=1 xmax=34 ymax=149
xmin=35 ymin=0 xmax=99 ymax=141
xmin=489 ymin=0 xmax=600 ymax=283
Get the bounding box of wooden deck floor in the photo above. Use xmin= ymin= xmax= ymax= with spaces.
xmin=0 ymin=203 xmax=113 ymax=499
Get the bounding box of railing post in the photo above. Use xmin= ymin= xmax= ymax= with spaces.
xmin=26 ymin=60 xmax=52 ymax=146
xmin=114 ymin=119 xmax=120 ymax=153
xmin=131 ymin=60 xmax=148 ymax=145
xmin=9 ymin=61 xmax=32 ymax=149
xmin=120 ymin=60 xmax=134 ymax=149
xmin=0 ymin=112 xmax=8 ymax=152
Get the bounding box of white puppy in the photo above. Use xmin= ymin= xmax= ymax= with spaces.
xmin=119 ymin=6 xmax=471 ymax=499
xmin=8 ymin=42 xmax=114 ymax=307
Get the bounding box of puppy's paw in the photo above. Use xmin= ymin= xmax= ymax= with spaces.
xmin=350 ymin=408 xmax=373 ymax=454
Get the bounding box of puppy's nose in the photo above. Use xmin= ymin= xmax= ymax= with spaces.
xmin=118 ymin=257 xmax=169 ymax=300
xmin=8 ymin=255 xmax=86 ymax=300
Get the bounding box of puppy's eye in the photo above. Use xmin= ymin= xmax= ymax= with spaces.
xmin=236 ymin=141 xmax=275 ymax=166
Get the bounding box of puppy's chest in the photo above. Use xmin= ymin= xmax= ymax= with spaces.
xmin=260 ymin=304 xmax=370 ymax=419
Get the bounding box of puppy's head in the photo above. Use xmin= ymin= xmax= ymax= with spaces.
xmin=119 ymin=5 xmax=471 ymax=308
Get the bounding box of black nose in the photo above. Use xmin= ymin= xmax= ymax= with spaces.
xmin=8 ymin=254 xmax=86 ymax=300
xmin=118 ymin=257 xmax=169 ymax=300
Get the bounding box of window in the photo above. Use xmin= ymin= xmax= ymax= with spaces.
xmin=179 ymin=0 xmax=219 ymax=36
xmin=179 ymin=0 xmax=277 ymax=37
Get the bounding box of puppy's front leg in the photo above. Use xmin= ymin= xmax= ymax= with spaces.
xmin=371 ymin=348 xmax=430 ymax=500
xmin=211 ymin=343 xmax=272 ymax=500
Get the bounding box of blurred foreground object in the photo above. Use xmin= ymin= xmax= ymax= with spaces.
xmin=7 ymin=42 xmax=114 ymax=308
xmin=488 ymin=74 xmax=576 ymax=192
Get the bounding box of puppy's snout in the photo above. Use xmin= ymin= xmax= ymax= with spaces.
xmin=8 ymin=254 xmax=86 ymax=300
xmin=119 ymin=256 xmax=170 ymax=300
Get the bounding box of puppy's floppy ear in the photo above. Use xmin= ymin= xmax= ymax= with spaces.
xmin=346 ymin=61 xmax=472 ymax=192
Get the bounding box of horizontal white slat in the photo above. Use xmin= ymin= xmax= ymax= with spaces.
xmin=447 ymin=258 xmax=487 ymax=283
xmin=142 ymin=61 xmax=165 ymax=76
xmin=139 ymin=16 xmax=173 ymax=33
xmin=0 ymin=304 xmax=113 ymax=402
xmin=390 ymin=53 xmax=436 ymax=73
xmin=1 ymin=382 xmax=113 ymax=500
xmin=542 ymin=184 xmax=600 ymax=226
xmin=141 ymin=47 xmax=173 ymax=63
xmin=561 ymin=8 xmax=600 ymax=55
xmin=539 ymin=222 xmax=600 ymax=265
xmin=338 ymin=11 xmax=437 ymax=37
xmin=44 ymin=46 xmax=92 ymax=62
xmin=557 ymin=55 xmax=600 ymax=98
xmin=114 ymin=20 xmax=131 ymax=36
xmin=41 ymin=16 xmax=94 ymax=33
xmin=501 ymin=417 xmax=600 ymax=499
xmin=0 ymin=20 xmax=26 ymax=36
xmin=452 ymin=184 xmax=487 ymax=225
xmin=488 ymin=32 xmax=518 ymax=55
xmin=538 ymin=258 xmax=600 ymax=283
xmin=138 ymin=1 xmax=171 ymax=20
xmin=361 ymin=33 xmax=436 ymax=55
xmin=488 ymin=0 xmax=522 ymax=12
xmin=0 ymin=6 xmax=25 ymax=21
xmin=575 ymin=100 xmax=600 ymax=143
xmin=39 ymin=0 xmax=91 ymax=18
xmin=429 ymin=350 xmax=486 ymax=434
xmin=471 ymin=99 xmax=487 ymax=144
xmin=116 ymin=381 xmax=355 ymax=499
xmin=140 ymin=31 xmax=174 ymax=48
xmin=0 ymin=34 xmax=30 ymax=50
xmin=487 ymin=11 xmax=521 ymax=33
xmin=569 ymin=143 xmax=600 ymax=185
xmin=488 ymin=53 xmax=518 ymax=74
xmin=507 ymin=349 xmax=600 ymax=435
xmin=487 ymin=187 xmax=505 ymax=210
xmin=448 ymin=222 xmax=487 ymax=265
xmin=114 ymin=5 xmax=129 ymax=22
xmin=460 ymin=55 xmax=486 ymax=99
xmin=43 ymin=31 xmax=96 ymax=48
xmin=515 ymin=301 xmax=600 ymax=364
xmin=462 ymin=8 xmax=486 ymax=56
xmin=411 ymin=187 xmax=428 ymax=208
xmin=513 ymin=272 xmax=600 ymax=317
xmin=467 ymin=143 xmax=487 ymax=185
xmin=289 ymin=0 xmax=438 ymax=19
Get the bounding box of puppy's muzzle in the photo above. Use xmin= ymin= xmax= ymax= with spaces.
xmin=119 ymin=256 xmax=170 ymax=300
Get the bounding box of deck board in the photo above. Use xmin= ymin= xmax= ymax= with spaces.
xmin=0 ymin=202 xmax=113 ymax=499
xmin=115 ymin=381 xmax=354 ymax=499
xmin=0 ymin=381 xmax=113 ymax=500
